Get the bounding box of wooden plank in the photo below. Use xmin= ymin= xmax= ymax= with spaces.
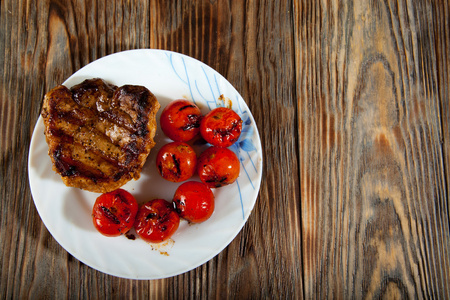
xmin=294 ymin=0 xmax=450 ymax=298
xmin=0 ymin=0 xmax=165 ymax=298
xmin=1 ymin=0 xmax=302 ymax=298
xmin=434 ymin=1 xmax=450 ymax=206
xmin=152 ymin=0 xmax=303 ymax=298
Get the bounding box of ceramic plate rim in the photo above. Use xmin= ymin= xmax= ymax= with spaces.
xmin=28 ymin=49 xmax=263 ymax=279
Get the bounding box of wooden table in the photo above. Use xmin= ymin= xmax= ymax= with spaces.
xmin=1 ymin=0 xmax=449 ymax=298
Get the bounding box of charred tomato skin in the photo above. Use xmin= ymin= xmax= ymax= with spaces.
xmin=160 ymin=99 xmax=202 ymax=142
xmin=197 ymin=147 xmax=240 ymax=188
xmin=92 ymin=189 xmax=139 ymax=237
xmin=173 ymin=181 xmax=215 ymax=223
xmin=134 ymin=199 xmax=180 ymax=243
xmin=156 ymin=142 xmax=197 ymax=182
xmin=200 ymin=107 xmax=242 ymax=147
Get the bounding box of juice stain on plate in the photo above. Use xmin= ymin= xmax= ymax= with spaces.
xmin=150 ymin=239 xmax=175 ymax=256
xmin=217 ymin=94 xmax=233 ymax=108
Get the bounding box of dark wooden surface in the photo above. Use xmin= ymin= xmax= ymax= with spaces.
xmin=1 ymin=0 xmax=449 ymax=298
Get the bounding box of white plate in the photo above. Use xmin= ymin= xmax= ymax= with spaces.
xmin=28 ymin=49 xmax=263 ymax=279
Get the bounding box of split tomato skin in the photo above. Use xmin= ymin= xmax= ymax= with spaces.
xmin=160 ymin=99 xmax=202 ymax=142
xmin=197 ymin=146 xmax=240 ymax=188
xmin=92 ymin=189 xmax=139 ymax=237
xmin=134 ymin=199 xmax=180 ymax=243
xmin=173 ymin=181 xmax=215 ymax=223
xmin=200 ymin=107 xmax=242 ymax=147
xmin=156 ymin=142 xmax=197 ymax=182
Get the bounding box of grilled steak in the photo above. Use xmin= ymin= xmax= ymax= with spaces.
xmin=41 ymin=78 xmax=160 ymax=193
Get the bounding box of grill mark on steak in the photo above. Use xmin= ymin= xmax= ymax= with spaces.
xmin=47 ymin=117 xmax=123 ymax=163
xmin=48 ymin=116 xmax=145 ymax=171
xmin=50 ymin=129 xmax=125 ymax=170
xmin=48 ymin=103 xmax=137 ymax=149
xmin=51 ymin=122 xmax=148 ymax=173
xmin=42 ymin=78 xmax=160 ymax=193
xmin=52 ymin=145 xmax=110 ymax=183
xmin=48 ymin=87 xmax=147 ymax=159
xmin=71 ymin=78 xmax=117 ymax=109
xmin=98 ymin=110 xmax=136 ymax=132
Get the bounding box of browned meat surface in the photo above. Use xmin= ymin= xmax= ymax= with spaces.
xmin=41 ymin=78 xmax=160 ymax=193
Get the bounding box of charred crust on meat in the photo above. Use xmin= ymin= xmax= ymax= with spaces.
xmin=71 ymin=78 xmax=117 ymax=108
xmin=123 ymin=141 xmax=140 ymax=166
xmin=136 ymin=122 xmax=149 ymax=137
xmin=53 ymin=146 xmax=77 ymax=176
xmin=112 ymin=172 xmax=121 ymax=182
xmin=41 ymin=78 xmax=160 ymax=193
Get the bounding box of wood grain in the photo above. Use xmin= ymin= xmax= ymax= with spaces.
xmin=153 ymin=0 xmax=302 ymax=298
xmin=295 ymin=0 xmax=450 ymax=298
xmin=1 ymin=0 xmax=301 ymax=298
xmin=0 ymin=0 xmax=162 ymax=298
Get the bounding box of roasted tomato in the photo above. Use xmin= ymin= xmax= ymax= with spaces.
xmin=160 ymin=99 xmax=202 ymax=142
xmin=156 ymin=142 xmax=197 ymax=182
xmin=134 ymin=199 xmax=180 ymax=243
xmin=197 ymin=146 xmax=240 ymax=188
xmin=200 ymin=107 xmax=242 ymax=147
xmin=173 ymin=181 xmax=215 ymax=223
xmin=92 ymin=189 xmax=139 ymax=237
